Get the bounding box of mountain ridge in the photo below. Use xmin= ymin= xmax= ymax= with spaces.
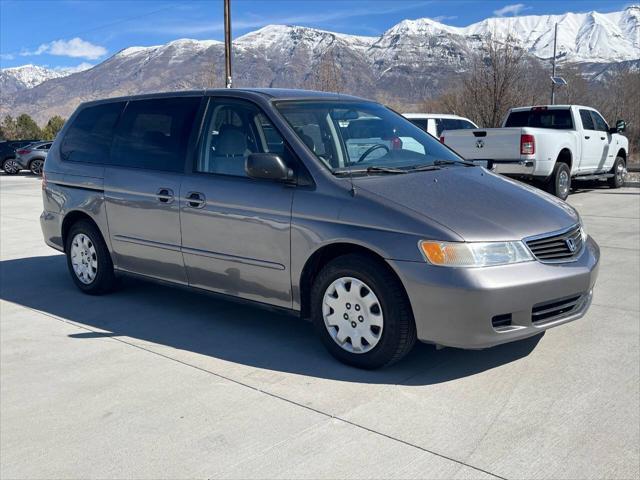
xmin=1 ymin=5 xmax=638 ymax=123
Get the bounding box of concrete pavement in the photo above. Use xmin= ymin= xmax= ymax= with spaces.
xmin=1 ymin=174 xmax=638 ymax=479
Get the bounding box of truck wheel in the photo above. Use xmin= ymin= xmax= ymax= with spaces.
xmin=65 ymin=220 xmax=116 ymax=295
xmin=310 ymin=254 xmax=416 ymax=369
xmin=547 ymin=162 xmax=571 ymax=200
xmin=607 ymin=157 xmax=625 ymax=189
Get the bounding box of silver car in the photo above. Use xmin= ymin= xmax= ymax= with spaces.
xmin=41 ymin=89 xmax=600 ymax=369
xmin=16 ymin=141 xmax=51 ymax=175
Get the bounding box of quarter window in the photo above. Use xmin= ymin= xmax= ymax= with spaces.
xmin=60 ymin=102 xmax=124 ymax=164
xmin=111 ymin=97 xmax=200 ymax=172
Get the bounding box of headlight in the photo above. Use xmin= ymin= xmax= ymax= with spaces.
xmin=419 ymin=240 xmax=534 ymax=267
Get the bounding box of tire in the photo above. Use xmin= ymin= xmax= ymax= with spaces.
xmin=2 ymin=158 xmax=20 ymax=175
xmin=310 ymin=254 xmax=416 ymax=369
xmin=65 ymin=220 xmax=116 ymax=295
xmin=546 ymin=162 xmax=571 ymax=200
xmin=29 ymin=158 xmax=44 ymax=176
xmin=607 ymin=156 xmax=625 ymax=189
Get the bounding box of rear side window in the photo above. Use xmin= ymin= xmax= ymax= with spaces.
xmin=111 ymin=97 xmax=201 ymax=172
xmin=580 ymin=110 xmax=595 ymax=130
xmin=61 ymin=102 xmax=124 ymax=164
xmin=505 ymin=109 xmax=574 ymax=130
xmin=435 ymin=118 xmax=476 ymax=136
xmin=408 ymin=118 xmax=429 ymax=132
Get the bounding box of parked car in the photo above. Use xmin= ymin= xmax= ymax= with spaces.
xmin=15 ymin=141 xmax=52 ymax=175
xmin=403 ymin=113 xmax=478 ymax=138
xmin=441 ymin=105 xmax=629 ymax=200
xmin=41 ymin=90 xmax=600 ymax=369
xmin=1 ymin=139 xmax=41 ymax=174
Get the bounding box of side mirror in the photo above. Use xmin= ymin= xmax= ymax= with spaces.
xmin=615 ymin=120 xmax=626 ymax=133
xmin=246 ymin=153 xmax=294 ymax=182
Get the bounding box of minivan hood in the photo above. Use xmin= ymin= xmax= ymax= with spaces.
xmin=353 ymin=167 xmax=579 ymax=242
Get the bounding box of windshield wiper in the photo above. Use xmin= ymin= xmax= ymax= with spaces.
xmin=334 ymin=166 xmax=408 ymax=175
xmin=433 ymin=159 xmax=476 ymax=167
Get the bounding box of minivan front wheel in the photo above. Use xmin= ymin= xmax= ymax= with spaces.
xmin=311 ymin=254 xmax=416 ymax=369
xmin=65 ymin=220 xmax=115 ymax=294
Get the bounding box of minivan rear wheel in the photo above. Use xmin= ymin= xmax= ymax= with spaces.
xmin=310 ymin=254 xmax=416 ymax=369
xmin=65 ymin=220 xmax=115 ymax=295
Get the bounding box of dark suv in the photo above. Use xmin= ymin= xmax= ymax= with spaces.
xmin=1 ymin=140 xmax=41 ymax=174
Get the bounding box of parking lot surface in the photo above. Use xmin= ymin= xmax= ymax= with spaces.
xmin=1 ymin=174 xmax=639 ymax=479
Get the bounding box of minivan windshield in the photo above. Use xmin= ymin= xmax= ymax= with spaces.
xmin=275 ymin=101 xmax=465 ymax=174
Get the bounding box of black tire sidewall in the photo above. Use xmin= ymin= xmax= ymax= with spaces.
xmin=608 ymin=157 xmax=625 ymax=188
xmin=550 ymin=163 xmax=571 ymax=200
xmin=310 ymin=255 xmax=415 ymax=369
xmin=2 ymin=158 xmax=19 ymax=174
xmin=65 ymin=220 xmax=115 ymax=295
xmin=29 ymin=159 xmax=44 ymax=175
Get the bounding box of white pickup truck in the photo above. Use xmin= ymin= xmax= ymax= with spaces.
xmin=442 ymin=105 xmax=629 ymax=199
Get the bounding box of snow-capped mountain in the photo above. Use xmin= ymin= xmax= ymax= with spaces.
xmin=0 ymin=63 xmax=92 ymax=95
xmin=2 ymin=6 xmax=638 ymax=123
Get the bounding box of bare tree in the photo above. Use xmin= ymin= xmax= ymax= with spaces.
xmin=435 ymin=34 xmax=550 ymax=127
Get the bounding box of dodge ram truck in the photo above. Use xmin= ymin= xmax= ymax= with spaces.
xmin=442 ymin=105 xmax=629 ymax=199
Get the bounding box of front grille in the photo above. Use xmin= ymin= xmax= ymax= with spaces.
xmin=525 ymin=225 xmax=583 ymax=262
xmin=532 ymin=294 xmax=583 ymax=325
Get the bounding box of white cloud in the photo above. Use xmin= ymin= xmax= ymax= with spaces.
xmin=54 ymin=62 xmax=94 ymax=73
xmin=21 ymin=37 xmax=107 ymax=60
xmin=0 ymin=53 xmax=15 ymax=61
xmin=432 ymin=15 xmax=457 ymax=22
xmin=493 ymin=3 xmax=527 ymax=17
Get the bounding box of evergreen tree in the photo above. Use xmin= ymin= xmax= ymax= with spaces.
xmin=43 ymin=116 xmax=66 ymax=140
xmin=1 ymin=115 xmax=18 ymax=140
xmin=15 ymin=114 xmax=43 ymax=140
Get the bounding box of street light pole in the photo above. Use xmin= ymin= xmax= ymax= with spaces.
xmin=224 ymin=0 xmax=232 ymax=88
xmin=550 ymin=22 xmax=558 ymax=104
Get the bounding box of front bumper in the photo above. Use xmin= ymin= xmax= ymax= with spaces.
xmin=390 ymin=236 xmax=600 ymax=349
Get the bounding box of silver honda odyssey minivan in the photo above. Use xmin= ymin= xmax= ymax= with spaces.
xmin=41 ymin=89 xmax=600 ymax=369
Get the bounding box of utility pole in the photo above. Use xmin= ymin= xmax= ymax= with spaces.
xmin=224 ymin=0 xmax=232 ymax=88
xmin=550 ymin=22 xmax=558 ymax=104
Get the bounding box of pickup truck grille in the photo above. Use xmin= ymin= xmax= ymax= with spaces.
xmin=525 ymin=225 xmax=583 ymax=262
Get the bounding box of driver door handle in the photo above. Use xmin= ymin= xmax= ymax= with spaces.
xmin=156 ymin=188 xmax=174 ymax=204
xmin=186 ymin=191 xmax=206 ymax=209
xmin=584 ymin=136 xmax=590 ymax=139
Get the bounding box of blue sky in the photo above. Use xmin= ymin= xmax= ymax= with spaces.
xmin=0 ymin=0 xmax=632 ymax=69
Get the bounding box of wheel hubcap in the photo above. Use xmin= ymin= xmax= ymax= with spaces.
xmin=322 ymin=277 xmax=383 ymax=354
xmin=31 ymin=160 xmax=43 ymax=175
xmin=558 ymin=170 xmax=569 ymax=196
xmin=616 ymin=162 xmax=624 ymax=182
xmin=3 ymin=160 xmax=19 ymax=173
xmin=70 ymin=233 xmax=98 ymax=284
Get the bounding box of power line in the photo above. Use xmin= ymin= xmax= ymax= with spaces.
xmin=3 ymin=3 xmax=179 ymax=56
